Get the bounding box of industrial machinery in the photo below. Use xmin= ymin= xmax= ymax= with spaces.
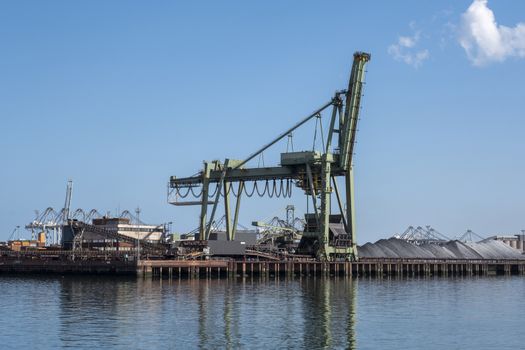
xmin=252 ymin=205 xmax=305 ymax=252
xmin=25 ymin=180 xmax=167 ymax=254
xmin=455 ymin=229 xmax=485 ymax=243
xmin=25 ymin=180 xmax=75 ymax=245
xmin=169 ymin=52 xmax=370 ymax=261
xmin=392 ymin=225 xmax=451 ymax=245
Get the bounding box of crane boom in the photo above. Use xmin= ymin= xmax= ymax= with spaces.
xmin=339 ymin=52 xmax=370 ymax=170
xmin=63 ymin=180 xmax=73 ymax=224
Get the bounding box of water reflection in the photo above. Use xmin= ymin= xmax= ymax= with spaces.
xmin=58 ymin=276 xmax=142 ymax=348
xmin=4 ymin=275 xmax=525 ymax=349
xmin=300 ymin=277 xmax=356 ymax=350
xmin=55 ymin=276 xmax=357 ymax=349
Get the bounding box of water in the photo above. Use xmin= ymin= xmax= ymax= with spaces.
xmin=0 ymin=275 xmax=523 ymax=349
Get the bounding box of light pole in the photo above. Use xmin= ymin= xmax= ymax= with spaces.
xmin=135 ymin=207 xmax=141 ymax=261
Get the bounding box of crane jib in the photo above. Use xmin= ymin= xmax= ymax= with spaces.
xmin=339 ymin=52 xmax=370 ymax=171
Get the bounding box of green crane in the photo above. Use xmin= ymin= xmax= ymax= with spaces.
xmin=169 ymin=52 xmax=370 ymax=261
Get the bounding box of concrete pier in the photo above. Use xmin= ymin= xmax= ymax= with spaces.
xmin=1 ymin=254 xmax=525 ymax=278
xmin=136 ymin=258 xmax=525 ymax=279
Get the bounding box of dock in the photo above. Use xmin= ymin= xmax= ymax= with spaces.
xmin=2 ymin=251 xmax=525 ymax=278
xmin=137 ymin=258 xmax=525 ymax=278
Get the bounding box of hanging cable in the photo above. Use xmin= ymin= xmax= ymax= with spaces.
xmin=275 ymin=180 xmax=283 ymax=198
xmin=255 ymin=180 xmax=267 ymax=197
xmin=268 ymin=180 xmax=275 ymax=198
xmin=195 ymin=179 xmax=295 ymax=199
xmin=175 ymin=186 xmax=192 ymax=199
xmin=263 ymin=181 xmax=269 ymax=197
xmin=190 ymin=186 xmax=202 ymax=197
xmin=244 ymin=182 xmax=257 ymax=197
xmin=208 ymin=183 xmax=220 ymax=198
xmin=230 ymin=182 xmax=238 ymax=197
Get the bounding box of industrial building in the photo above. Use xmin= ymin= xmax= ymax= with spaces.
xmin=62 ymin=217 xmax=166 ymax=251
xmin=482 ymin=234 xmax=525 ymax=253
xmin=91 ymin=217 xmax=164 ymax=243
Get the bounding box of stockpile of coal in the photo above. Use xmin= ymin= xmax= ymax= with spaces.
xmin=358 ymin=238 xmax=525 ymax=260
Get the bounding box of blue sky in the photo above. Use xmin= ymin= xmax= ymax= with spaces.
xmin=1 ymin=1 xmax=525 ymax=243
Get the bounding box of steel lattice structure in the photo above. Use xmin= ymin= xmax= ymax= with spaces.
xmin=169 ymin=52 xmax=371 ymax=260
xmin=392 ymin=225 xmax=451 ymax=245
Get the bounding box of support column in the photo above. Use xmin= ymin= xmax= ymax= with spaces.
xmin=231 ymin=181 xmax=244 ymax=240
xmin=331 ymin=176 xmax=348 ymax=231
xmin=224 ymin=181 xmax=233 ymax=241
xmin=345 ymin=166 xmax=357 ymax=260
xmin=206 ymin=159 xmax=230 ymax=240
xmin=319 ymin=155 xmax=332 ymax=260
xmin=198 ymin=162 xmax=212 ymax=240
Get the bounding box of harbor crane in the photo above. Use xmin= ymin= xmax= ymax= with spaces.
xmin=169 ymin=52 xmax=370 ymax=261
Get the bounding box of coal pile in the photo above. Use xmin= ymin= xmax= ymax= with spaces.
xmin=358 ymin=238 xmax=525 ymax=260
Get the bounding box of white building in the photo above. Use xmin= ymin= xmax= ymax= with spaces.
xmin=92 ymin=217 xmax=164 ymax=243
xmin=482 ymin=234 xmax=525 ymax=253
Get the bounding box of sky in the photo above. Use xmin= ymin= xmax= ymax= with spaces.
xmin=1 ymin=0 xmax=525 ymax=243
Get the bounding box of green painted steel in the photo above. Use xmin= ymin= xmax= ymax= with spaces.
xmin=169 ymin=51 xmax=371 ymax=261
xmin=339 ymin=52 xmax=370 ymax=171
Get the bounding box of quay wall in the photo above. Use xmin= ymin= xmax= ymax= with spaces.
xmin=1 ymin=256 xmax=525 ymax=278
xmin=0 ymin=258 xmax=136 ymax=275
xmin=137 ymin=258 xmax=525 ymax=278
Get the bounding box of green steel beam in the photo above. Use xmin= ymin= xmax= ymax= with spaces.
xmin=339 ymin=52 xmax=370 ymax=171
xmin=325 ymin=96 xmax=342 ymax=154
xmin=198 ymin=162 xmax=211 ymax=240
xmin=205 ymin=159 xmax=229 ymax=239
xmin=345 ymin=166 xmax=358 ymax=259
xmin=305 ymin=163 xmax=320 ymax=228
xmin=319 ymin=154 xmax=332 ymax=259
xmin=331 ymin=175 xmax=348 ymax=232
xmin=232 ymin=100 xmax=337 ymax=171
xmin=231 ymin=181 xmax=244 ymax=240
xmin=224 ymin=181 xmax=232 ymax=241
xmin=171 ymin=164 xmax=354 ymax=187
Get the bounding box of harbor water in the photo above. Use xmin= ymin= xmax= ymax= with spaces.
xmin=0 ymin=275 xmax=523 ymax=349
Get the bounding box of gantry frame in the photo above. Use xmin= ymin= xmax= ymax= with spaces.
xmin=169 ymin=52 xmax=370 ymax=261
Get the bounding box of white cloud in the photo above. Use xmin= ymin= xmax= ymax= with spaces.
xmin=388 ymin=31 xmax=430 ymax=68
xmin=398 ymin=36 xmax=415 ymax=48
xmin=459 ymin=0 xmax=525 ymax=66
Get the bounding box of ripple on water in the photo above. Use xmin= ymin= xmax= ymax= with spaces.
xmin=0 ymin=275 xmax=523 ymax=349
